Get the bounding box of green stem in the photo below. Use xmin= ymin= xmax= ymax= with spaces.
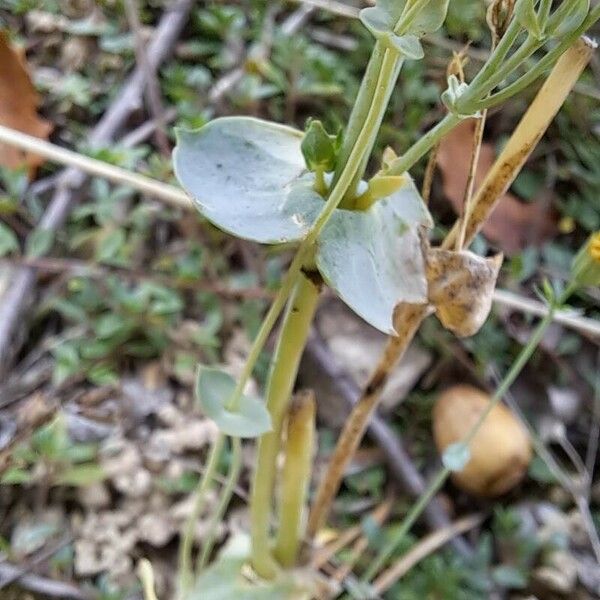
xmin=394 ymin=0 xmax=431 ymax=34
xmin=478 ymin=22 xmax=600 ymax=110
xmin=227 ymin=47 xmax=408 ymax=412
xmin=178 ymin=433 xmax=225 ymax=596
xmin=274 ymin=392 xmax=316 ymax=568
xmin=342 ymin=52 xmax=405 ymax=207
xmin=465 ymin=13 xmax=523 ymax=92
xmin=250 ymin=274 xmax=321 ymax=579
xmin=362 ymin=290 xmax=571 ymax=583
xmin=333 ymin=42 xmax=385 ymax=185
xmin=226 ymin=250 xmax=307 ymax=412
xmin=197 ymin=437 xmax=243 ymax=571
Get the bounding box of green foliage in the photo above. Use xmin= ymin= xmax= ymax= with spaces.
xmin=48 ymin=276 xmax=185 ymax=385
xmin=2 ymin=415 xmax=105 ymax=488
xmin=26 ymin=228 xmax=54 ymax=258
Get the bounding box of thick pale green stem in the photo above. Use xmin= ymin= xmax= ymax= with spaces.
xmin=178 ymin=433 xmax=224 ymax=596
xmin=274 ymin=391 xmax=316 ymax=567
xmin=362 ymin=292 xmax=569 ymax=583
xmin=227 ymin=48 xmax=405 ymax=413
xmin=333 ymin=42 xmax=385 ymax=184
xmin=197 ymin=436 xmax=243 ymax=571
xmin=342 ymin=53 xmax=405 ymax=207
xmin=250 ymin=275 xmax=321 ymax=578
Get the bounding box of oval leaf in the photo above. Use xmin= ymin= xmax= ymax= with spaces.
xmin=195 ymin=366 xmax=271 ymax=438
xmin=173 ymin=117 xmax=324 ymax=244
xmin=316 ymin=176 xmax=432 ymax=335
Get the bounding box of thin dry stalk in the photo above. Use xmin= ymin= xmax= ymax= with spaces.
xmin=0 ymin=125 xmax=190 ymax=209
xmin=456 ymin=112 xmax=488 ymax=250
xmin=308 ymin=37 xmax=595 ymax=540
xmin=372 ymin=513 xmax=483 ymax=594
xmin=307 ymin=304 xmax=430 ymax=537
xmin=420 ymin=143 xmax=439 ymax=204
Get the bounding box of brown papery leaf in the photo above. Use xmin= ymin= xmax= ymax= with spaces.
xmin=0 ymin=30 xmax=52 ymax=174
xmin=426 ymin=246 xmax=503 ymax=337
xmin=437 ymin=119 xmax=557 ymax=254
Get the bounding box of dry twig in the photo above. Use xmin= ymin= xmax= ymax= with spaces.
xmin=124 ymin=0 xmax=171 ymax=157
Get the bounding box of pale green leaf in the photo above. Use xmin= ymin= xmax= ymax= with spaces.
xmin=360 ymin=0 xmax=449 ymax=42
xmin=195 ymin=366 xmax=271 ymax=438
xmin=174 ymin=117 xmax=324 ymax=244
xmin=1 ymin=467 xmax=33 ymax=485
xmin=387 ymin=33 xmax=424 ymax=59
xmin=442 ymin=442 xmax=471 ymax=472
xmin=316 ymin=176 xmax=432 ymax=334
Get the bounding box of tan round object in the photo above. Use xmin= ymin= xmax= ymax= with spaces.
xmin=433 ymin=384 xmax=532 ymax=497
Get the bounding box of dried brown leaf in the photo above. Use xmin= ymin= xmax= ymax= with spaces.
xmin=425 ymin=245 xmax=503 ymax=337
xmin=0 ymin=30 xmax=52 ymax=173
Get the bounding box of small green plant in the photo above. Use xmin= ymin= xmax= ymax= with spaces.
xmin=142 ymin=1 xmax=600 ymax=598
xmin=2 ymin=414 xmax=105 ymax=490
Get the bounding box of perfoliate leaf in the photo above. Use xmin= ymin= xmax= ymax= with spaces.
xmin=387 ymin=33 xmax=424 ymax=59
xmin=316 ymin=175 xmax=432 ymax=334
xmin=195 ymin=366 xmax=271 ymax=438
xmin=425 ymin=247 xmax=503 ymax=338
xmin=174 ymin=117 xmax=324 ymax=244
xmin=360 ymin=0 xmax=449 ymax=44
xmin=442 ymin=442 xmax=471 ymax=472
xmin=359 ymin=5 xmax=390 ymax=37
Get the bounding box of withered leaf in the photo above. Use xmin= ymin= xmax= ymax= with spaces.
xmin=425 ymin=246 xmax=503 ymax=337
xmin=0 ymin=30 xmax=52 ymax=173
